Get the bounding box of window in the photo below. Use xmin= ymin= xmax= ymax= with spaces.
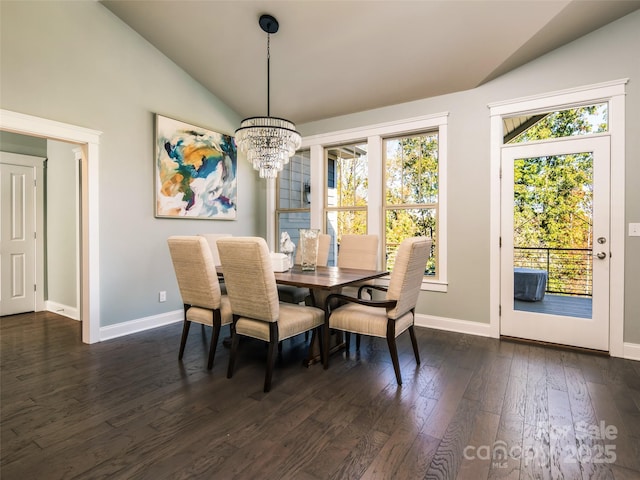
xmin=278 ymin=112 xmax=447 ymax=290
xmin=276 ymin=150 xmax=310 ymax=250
xmin=384 ymin=132 xmax=438 ymax=276
xmin=325 ymin=142 xmax=368 ymax=265
xmin=504 ymin=103 xmax=608 ymax=144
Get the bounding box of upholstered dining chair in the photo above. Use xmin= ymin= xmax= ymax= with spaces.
xmin=322 ymin=236 xmax=432 ymax=385
xmin=337 ymin=234 xmax=379 ymax=298
xmin=216 ymin=237 xmax=325 ymax=392
xmin=167 ymin=235 xmax=233 ymax=369
xmin=278 ymin=233 xmax=331 ymax=305
xmin=311 ymin=233 xmax=380 ymax=314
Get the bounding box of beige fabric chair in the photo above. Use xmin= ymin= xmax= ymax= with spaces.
xmin=313 ymin=234 xmax=379 ymax=312
xmin=167 ymin=236 xmax=233 ymax=369
xmin=217 ymin=237 xmax=325 ymax=392
xmin=323 ymin=237 xmax=432 ymax=385
xmin=337 ymin=234 xmax=378 ymax=270
xmin=338 ymin=233 xmax=379 ymax=298
xmin=278 ymin=233 xmax=331 ymax=305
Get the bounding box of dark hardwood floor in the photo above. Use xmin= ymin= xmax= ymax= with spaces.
xmin=2 ymin=311 xmax=639 ymax=479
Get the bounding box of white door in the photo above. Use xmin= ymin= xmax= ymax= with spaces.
xmin=0 ymin=162 xmax=37 ymax=316
xmin=500 ymin=136 xmax=610 ymax=351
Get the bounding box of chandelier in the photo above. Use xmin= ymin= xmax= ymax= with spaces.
xmin=235 ymin=14 xmax=301 ymax=179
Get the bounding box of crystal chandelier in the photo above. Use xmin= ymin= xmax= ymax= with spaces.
xmin=235 ymin=14 xmax=301 ymax=179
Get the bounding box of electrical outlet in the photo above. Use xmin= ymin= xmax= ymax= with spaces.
xmin=159 ymin=291 xmax=167 ymax=302
xmin=630 ymin=223 xmax=640 ymax=237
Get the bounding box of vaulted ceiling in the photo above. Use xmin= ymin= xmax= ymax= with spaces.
xmin=101 ymin=0 xmax=639 ymax=125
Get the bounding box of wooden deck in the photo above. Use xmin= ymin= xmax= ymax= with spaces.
xmin=2 ymin=311 xmax=639 ymax=479
xmin=515 ymin=293 xmax=593 ymax=318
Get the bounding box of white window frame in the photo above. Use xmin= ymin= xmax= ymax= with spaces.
xmin=291 ymin=112 xmax=449 ymax=292
xmin=488 ymin=79 xmax=627 ymax=355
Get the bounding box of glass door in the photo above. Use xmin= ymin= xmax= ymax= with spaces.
xmin=500 ymin=136 xmax=610 ymax=351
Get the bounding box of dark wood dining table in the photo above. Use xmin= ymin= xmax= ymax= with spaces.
xmin=217 ymin=264 xmax=389 ymax=365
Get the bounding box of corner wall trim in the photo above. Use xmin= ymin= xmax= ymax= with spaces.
xmin=45 ymin=301 xmax=79 ymax=321
xmin=99 ymin=310 xmax=182 ymax=341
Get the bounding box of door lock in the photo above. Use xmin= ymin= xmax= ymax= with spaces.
xmin=596 ymin=252 xmax=607 ymax=259
xmin=597 ymin=237 xmax=607 ymax=244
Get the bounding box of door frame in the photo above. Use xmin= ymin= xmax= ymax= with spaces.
xmin=0 ymin=109 xmax=102 ymax=344
xmin=488 ymin=79 xmax=627 ymax=357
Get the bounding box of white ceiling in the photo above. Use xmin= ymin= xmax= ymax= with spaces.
xmin=100 ymin=0 xmax=639 ymax=125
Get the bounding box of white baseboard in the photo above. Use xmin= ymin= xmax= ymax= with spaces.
xmin=623 ymin=342 xmax=640 ymax=362
xmin=415 ymin=313 xmax=496 ymax=338
xmin=99 ymin=310 xmax=183 ymax=341
xmin=94 ymin=309 xmax=640 ymax=363
xmin=46 ymin=301 xmax=79 ymax=321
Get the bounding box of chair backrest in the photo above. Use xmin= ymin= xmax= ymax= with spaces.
xmin=338 ymin=234 xmax=378 ymax=270
xmin=199 ymin=233 xmax=232 ymax=265
xmin=167 ymin=236 xmax=222 ymax=309
xmin=386 ymin=237 xmax=432 ymax=319
xmin=216 ymin=237 xmax=280 ymax=322
xmin=294 ymin=233 xmax=331 ymax=267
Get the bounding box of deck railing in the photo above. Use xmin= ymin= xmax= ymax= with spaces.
xmin=514 ymin=247 xmax=592 ymax=296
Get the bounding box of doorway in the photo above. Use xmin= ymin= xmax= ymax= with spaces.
xmin=0 ymin=109 xmax=101 ymax=344
xmin=500 ymin=136 xmax=610 ymax=351
xmin=489 ymin=80 xmax=626 ymax=356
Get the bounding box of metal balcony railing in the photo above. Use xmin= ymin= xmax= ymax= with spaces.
xmin=514 ymin=247 xmax=592 ymax=296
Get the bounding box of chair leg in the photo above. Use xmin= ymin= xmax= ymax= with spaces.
xmin=264 ymin=323 xmax=279 ymax=392
xmin=323 ymin=315 xmax=331 ymax=370
xmin=409 ymin=325 xmax=420 ymax=365
xmin=314 ymin=326 xmax=324 ymax=365
xmin=227 ymin=318 xmax=240 ymax=379
xmin=345 ymin=332 xmax=351 ymax=353
xmin=386 ymin=320 xmax=402 ymax=385
xmin=207 ymin=310 xmax=222 ymax=370
xmin=178 ymin=319 xmax=191 ymax=360
xmin=356 ymin=334 xmax=361 ymax=351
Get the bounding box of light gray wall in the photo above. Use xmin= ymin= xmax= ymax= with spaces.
xmin=0 ymin=1 xmax=261 ymax=327
xmin=46 ymin=140 xmax=78 ymax=310
xmin=0 ymin=131 xmax=47 ymax=157
xmin=300 ymin=10 xmax=640 ymax=343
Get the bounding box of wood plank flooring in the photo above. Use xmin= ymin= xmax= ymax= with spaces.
xmin=2 ymin=311 xmax=639 ymax=479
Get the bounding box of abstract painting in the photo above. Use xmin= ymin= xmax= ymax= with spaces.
xmin=155 ymin=115 xmax=237 ymax=219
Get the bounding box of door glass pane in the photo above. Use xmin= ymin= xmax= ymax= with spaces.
xmin=513 ymin=153 xmax=593 ymax=318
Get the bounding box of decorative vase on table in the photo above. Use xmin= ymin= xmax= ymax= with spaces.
xmin=299 ymin=228 xmax=320 ymax=271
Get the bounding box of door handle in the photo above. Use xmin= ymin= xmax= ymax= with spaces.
xmin=596 ymin=252 xmax=607 ymax=259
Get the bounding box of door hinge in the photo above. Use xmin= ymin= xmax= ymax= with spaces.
xmin=499 ymin=304 xmax=501 ymax=316
xmin=34 ymin=284 xmax=37 ymax=292
xmin=499 ymin=236 xmax=502 ymax=248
